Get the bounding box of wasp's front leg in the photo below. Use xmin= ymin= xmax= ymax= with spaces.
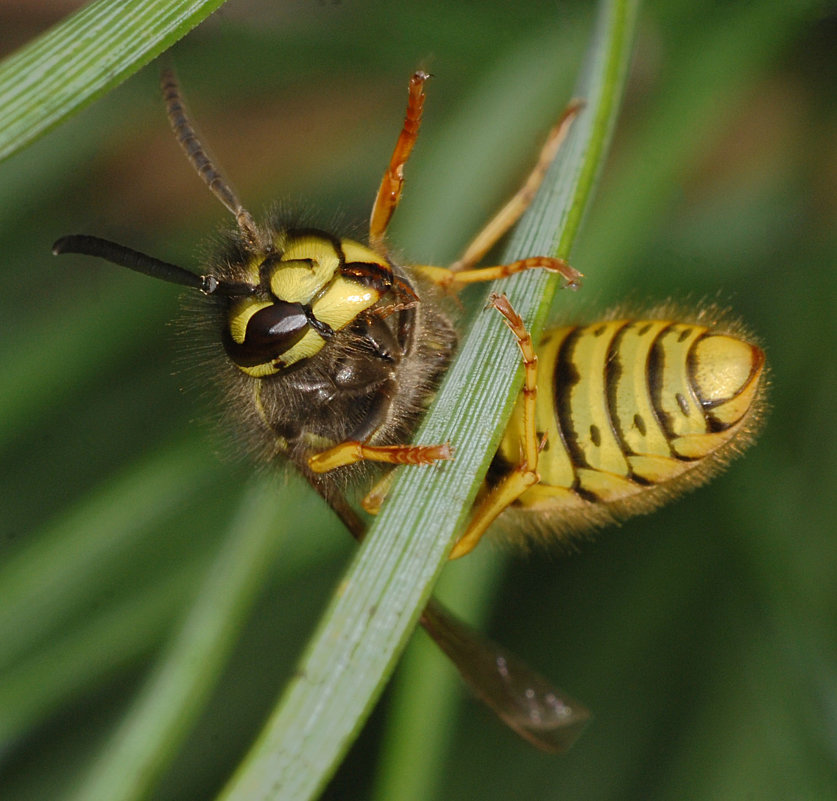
xmin=307 ymin=440 xmax=452 ymax=473
xmin=369 ymin=70 xmax=430 ymax=252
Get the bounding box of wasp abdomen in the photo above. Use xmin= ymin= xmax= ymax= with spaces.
xmin=497 ymin=318 xmax=765 ymax=538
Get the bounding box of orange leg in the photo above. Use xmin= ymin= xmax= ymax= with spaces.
xmin=412 ymin=100 xmax=584 ymax=292
xmin=450 ymin=99 xmax=584 ymax=272
xmin=308 ymin=440 xmax=452 ymax=473
xmin=417 ymin=256 xmax=582 ymax=292
xmin=361 ymin=470 xmax=396 ymax=515
xmin=311 ymin=296 xmax=541 ymax=560
xmin=449 ymin=294 xmax=542 ymax=559
xmin=369 ymin=70 xmax=430 ymax=251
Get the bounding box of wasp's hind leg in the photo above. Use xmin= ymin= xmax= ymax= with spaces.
xmin=417 ymin=257 xmax=581 ymax=292
xmin=453 ymin=100 xmax=583 ymax=272
xmin=415 ymin=99 xmax=584 ymax=292
xmin=449 ymin=294 xmax=542 ymax=560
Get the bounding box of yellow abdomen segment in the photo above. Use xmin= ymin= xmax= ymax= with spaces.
xmin=497 ymin=318 xmax=765 ymax=537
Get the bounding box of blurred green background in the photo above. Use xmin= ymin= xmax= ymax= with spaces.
xmin=1 ymin=1 xmax=835 ymax=799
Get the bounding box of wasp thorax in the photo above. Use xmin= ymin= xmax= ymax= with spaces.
xmin=222 ymin=231 xmax=395 ymax=377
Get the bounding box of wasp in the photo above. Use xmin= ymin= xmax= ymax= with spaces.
xmin=53 ymin=69 xmax=766 ymax=751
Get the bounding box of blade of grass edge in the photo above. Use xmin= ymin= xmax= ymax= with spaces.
xmin=368 ymin=32 xmax=593 ymax=799
xmin=0 ymin=0 xmax=229 ymax=163
xmin=217 ymin=1 xmax=638 ymax=800
xmin=371 ymin=549 xmax=506 ymax=801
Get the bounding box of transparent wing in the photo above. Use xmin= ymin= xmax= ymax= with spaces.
xmin=421 ymin=599 xmax=590 ymax=753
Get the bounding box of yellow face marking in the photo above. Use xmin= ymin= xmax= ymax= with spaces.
xmin=340 ymin=239 xmax=387 ymax=265
xmin=240 ymin=360 xmax=281 ymax=378
xmin=252 ymin=382 xmax=288 ymax=452
xmin=236 ymin=328 xmax=328 ymax=377
xmin=312 ymin=275 xmax=381 ymax=330
xmin=276 ymin=328 xmax=328 ymax=367
xmin=227 ymin=234 xmax=394 ymax=377
xmin=228 ymin=298 xmax=273 ymax=345
xmin=269 ymin=235 xmax=340 ymax=304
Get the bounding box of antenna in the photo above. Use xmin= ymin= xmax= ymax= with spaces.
xmin=53 ymin=235 xmax=255 ymax=296
xmin=160 ymin=68 xmax=264 ymax=251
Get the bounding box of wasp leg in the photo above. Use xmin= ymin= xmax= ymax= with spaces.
xmin=416 ymin=256 xmax=582 ymax=292
xmin=414 ymin=99 xmax=584 ymax=292
xmin=449 ymin=294 xmax=541 ymax=560
xmin=308 ymin=440 xmax=452 ymax=473
xmin=369 ymin=70 xmax=430 ymax=251
xmin=451 ymin=99 xmax=583 ymax=272
xmin=361 ymin=470 xmax=397 ymax=514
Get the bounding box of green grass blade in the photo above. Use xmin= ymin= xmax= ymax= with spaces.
xmin=0 ymin=0 xmax=229 ymax=162
xmin=578 ymin=0 xmax=829 ymax=286
xmin=65 ymin=476 xmax=286 ymax=801
xmin=0 ymin=563 xmax=201 ymax=747
xmin=217 ymin=1 xmax=638 ymax=799
xmin=0 ymin=439 xmax=223 ymax=672
xmin=370 ymin=549 xmax=504 ymax=801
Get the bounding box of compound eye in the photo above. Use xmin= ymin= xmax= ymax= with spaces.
xmin=247 ymin=301 xmax=308 ymax=349
xmin=225 ymin=300 xmax=310 ymax=367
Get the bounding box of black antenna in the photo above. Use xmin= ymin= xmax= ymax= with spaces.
xmin=160 ymin=69 xmax=264 ymax=251
xmin=52 ymin=235 xmax=254 ymax=296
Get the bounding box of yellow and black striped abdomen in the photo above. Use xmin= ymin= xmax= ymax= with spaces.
xmin=496 ymin=317 xmax=765 ymax=540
